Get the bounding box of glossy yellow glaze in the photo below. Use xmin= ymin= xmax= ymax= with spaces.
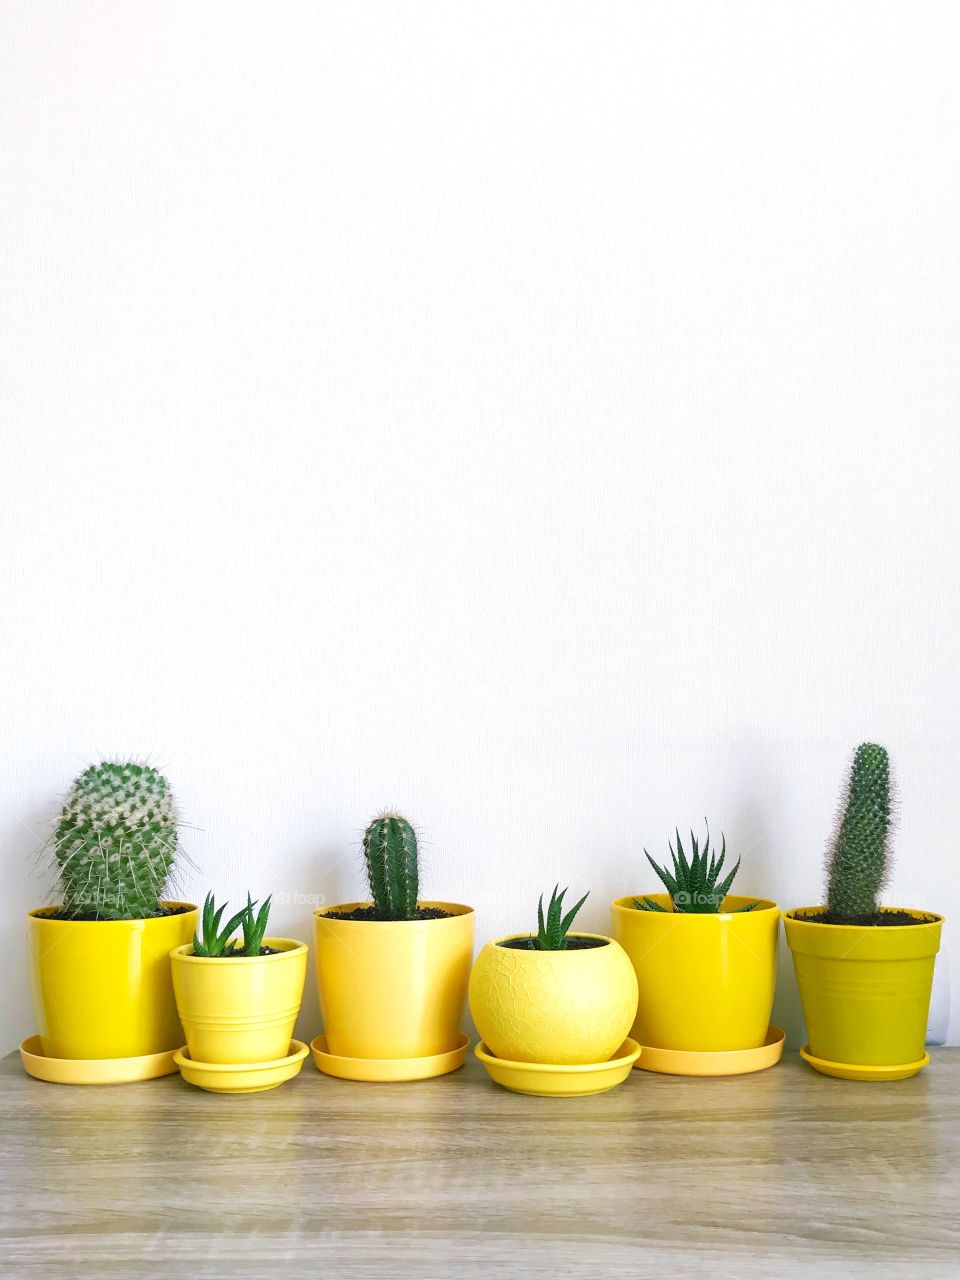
xmin=173 ymin=1039 xmax=308 ymax=1093
xmin=611 ymin=894 xmax=779 ymax=1052
xmin=310 ymin=1032 xmax=469 ymax=1081
xmin=313 ymin=902 xmax=475 ymax=1060
xmin=785 ymin=907 xmax=942 ymax=1077
xmin=171 ymin=938 xmax=307 ymax=1064
xmin=474 ymin=1037 xmax=640 ymax=1096
xmin=468 ymin=933 xmax=638 ymax=1065
xmin=28 ymin=903 xmax=197 ymax=1060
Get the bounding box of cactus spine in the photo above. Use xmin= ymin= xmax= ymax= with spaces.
xmin=362 ymin=812 xmax=419 ymax=920
xmin=826 ymin=743 xmax=892 ymax=922
xmin=53 ymin=761 xmax=180 ymax=919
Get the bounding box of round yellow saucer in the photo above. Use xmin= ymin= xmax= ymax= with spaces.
xmin=173 ymin=1040 xmax=308 ymax=1093
xmin=20 ymin=1035 xmax=178 ymax=1085
xmin=475 ymin=1038 xmax=641 ymax=1096
xmin=635 ymin=1026 xmax=785 ymax=1076
xmin=799 ymin=1045 xmax=930 ymax=1081
xmin=310 ymin=1032 xmax=469 ymax=1082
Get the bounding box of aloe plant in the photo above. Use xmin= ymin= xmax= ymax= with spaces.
xmin=525 ymin=885 xmax=589 ymax=950
xmin=362 ymin=812 xmax=419 ymax=920
xmin=635 ymin=826 xmax=757 ymax=914
xmin=825 ymin=743 xmax=892 ymax=922
xmin=51 ymin=761 xmax=181 ymax=919
xmin=192 ymin=892 xmax=273 ymax=957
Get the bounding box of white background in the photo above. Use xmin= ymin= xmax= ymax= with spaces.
xmin=1 ymin=2 xmax=957 ymax=1053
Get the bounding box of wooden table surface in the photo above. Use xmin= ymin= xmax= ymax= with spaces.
xmin=1 ymin=1047 xmax=958 ymax=1279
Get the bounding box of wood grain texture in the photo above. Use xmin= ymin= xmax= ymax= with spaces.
xmin=1 ymin=1050 xmax=958 ymax=1279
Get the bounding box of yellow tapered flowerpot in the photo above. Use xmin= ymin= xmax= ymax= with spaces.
xmin=28 ymin=903 xmax=197 ymax=1060
xmin=784 ymin=908 xmax=942 ymax=1078
xmin=611 ymin=894 xmax=779 ymax=1052
xmin=171 ymin=938 xmax=308 ymax=1065
xmin=469 ymin=933 xmax=639 ymax=1065
xmin=313 ymin=902 xmax=474 ymax=1060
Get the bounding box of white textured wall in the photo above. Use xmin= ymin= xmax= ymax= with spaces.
xmin=1 ymin=2 xmax=957 ymax=1053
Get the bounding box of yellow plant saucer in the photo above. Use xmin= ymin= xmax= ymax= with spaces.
xmin=20 ymin=1035 xmax=178 ymax=1085
xmin=310 ymin=1032 xmax=469 ymax=1082
xmin=173 ymin=1040 xmax=308 ymax=1093
xmin=475 ymin=1038 xmax=641 ymax=1097
xmin=635 ymin=1026 xmax=785 ymax=1076
xmin=799 ymin=1045 xmax=930 ymax=1082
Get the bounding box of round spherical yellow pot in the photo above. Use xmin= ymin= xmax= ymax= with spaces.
xmin=469 ymin=933 xmax=639 ymax=1065
xmin=784 ymin=908 xmax=942 ymax=1077
xmin=611 ymin=894 xmax=779 ymax=1052
xmin=313 ymin=902 xmax=475 ymax=1059
xmin=28 ymin=902 xmax=197 ymax=1060
xmin=171 ymin=938 xmax=308 ymax=1065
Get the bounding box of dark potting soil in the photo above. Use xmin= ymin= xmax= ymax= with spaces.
xmin=324 ymin=905 xmax=455 ymax=922
xmin=215 ymin=945 xmax=281 ymax=957
xmin=40 ymin=903 xmax=193 ymax=922
xmin=498 ymin=936 xmax=608 ymax=951
xmin=793 ymin=908 xmax=935 ymax=927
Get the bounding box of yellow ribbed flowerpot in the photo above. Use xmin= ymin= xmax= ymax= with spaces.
xmin=171 ymin=938 xmax=308 ymax=1065
xmin=611 ymin=894 xmax=779 ymax=1052
xmin=28 ymin=903 xmax=197 ymax=1060
xmin=469 ymin=933 xmax=639 ymax=1065
xmin=313 ymin=902 xmax=475 ymax=1060
xmin=784 ymin=908 xmax=942 ymax=1078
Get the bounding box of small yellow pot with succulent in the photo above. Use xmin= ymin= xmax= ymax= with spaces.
xmin=470 ymin=887 xmax=640 ymax=1095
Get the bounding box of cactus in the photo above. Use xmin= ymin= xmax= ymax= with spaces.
xmin=826 ymin=743 xmax=892 ymax=922
xmin=52 ymin=761 xmax=180 ymax=920
xmin=362 ymin=812 xmax=419 ymax=920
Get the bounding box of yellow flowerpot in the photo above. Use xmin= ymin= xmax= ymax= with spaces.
xmin=28 ymin=903 xmax=197 ymax=1060
xmin=611 ymin=894 xmax=779 ymax=1052
xmin=171 ymin=938 xmax=308 ymax=1065
xmin=784 ymin=908 xmax=942 ymax=1075
xmin=469 ymin=933 xmax=639 ymax=1065
xmin=313 ymin=902 xmax=475 ymax=1059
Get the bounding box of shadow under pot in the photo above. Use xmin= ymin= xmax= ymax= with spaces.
xmin=313 ymin=902 xmax=475 ymax=1061
xmin=611 ymin=894 xmax=780 ymax=1053
xmin=469 ymin=932 xmax=639 ymax=1065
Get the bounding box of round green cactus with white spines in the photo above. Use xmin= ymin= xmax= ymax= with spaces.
xmin=362 ymin=812 xmax=419 ymax=920
xmin=53 ymin=761 xmax=180 ymax=919
xmin=826 ymin=743 xmax=892 ymax=922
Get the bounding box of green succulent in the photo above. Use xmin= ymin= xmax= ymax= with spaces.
xmin=635 ymin=826 xmax=757 ymax=914
xmin=826 ymin=743 xmax=892 ymax=922
xmin=362 ymin=812 xmax=419 ymax=921
xmin=525 ymin=885 xmax=590 ymax=950
xmin=52 ymin=760 xmax=180 ymax=920
xmin=192 ymin=891 xmax=272 ymax=957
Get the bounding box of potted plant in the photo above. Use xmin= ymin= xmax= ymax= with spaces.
xmin=312 ymin=812 xmax=475 ymax=1080
xmin=785 ymin=743 xmax=943 ymax=1080
xmin=469 ymin=886 xmax=639 ymax=1066
xmin=611 ymin=824 xmax=781 ymax=1070
xmin=24 ymin=761 xmax=197 ymax=1083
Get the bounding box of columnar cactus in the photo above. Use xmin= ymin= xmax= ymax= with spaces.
xmin=826 ymin=743 xmax=892 ymax=922
xmin=53 ymin=761 xmax=180 ymax=919
xmin=362 ymin=812 xmax=419 ymax=920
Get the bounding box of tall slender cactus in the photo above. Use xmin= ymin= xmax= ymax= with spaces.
xmin=362 ymin=812 xmax=419 ymax=920
xmin=826 ymin=743 xmax=893 ymax=922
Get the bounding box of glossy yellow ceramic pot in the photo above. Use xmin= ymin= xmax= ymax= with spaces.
xmin=611 ymin=894 xmax=779 ymax=1052
xmin=28 ymin=902 xmax=197 ymax=1060
xmin=171 ymin=938 xmax=308 ymax=1065
xmin=469 ymin=933 xmax=639 ymax=1065
xmin=313 ymin=902 xmax=475 ymax=1059
xmin=785 ymin=908 xmax=942 ymax=1078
